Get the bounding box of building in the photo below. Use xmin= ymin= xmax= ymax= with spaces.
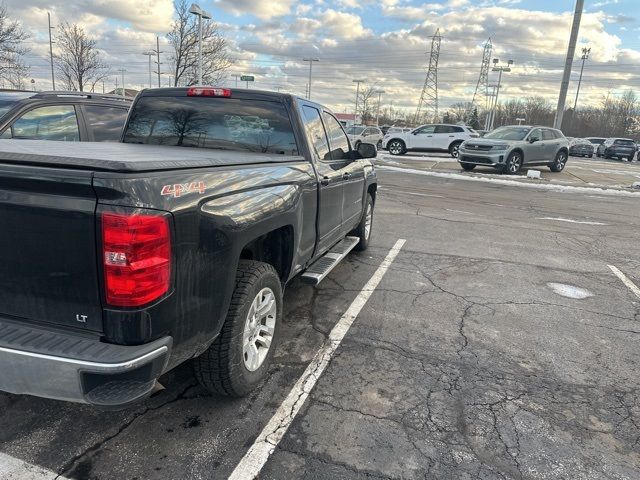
xmin=334 ymin=113 xmax=362 ymax=128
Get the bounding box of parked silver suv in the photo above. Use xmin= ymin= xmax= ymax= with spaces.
xmin=457 ymin=126 xmax=570 ymax=174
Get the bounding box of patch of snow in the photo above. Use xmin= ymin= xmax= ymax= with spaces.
xmin=378 ymin=165 xmax=640 ymax=197
xmin=547 ymin=283 xmax=594 ymax=299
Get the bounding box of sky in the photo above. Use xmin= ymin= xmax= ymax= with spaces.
xmin=9 ymin=0 xmax=640 ymax=115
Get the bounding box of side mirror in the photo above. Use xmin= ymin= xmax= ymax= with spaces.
xmin=412 ymin=131 xmax=418 ymax=135
xmin=529 ymin=137 xmax=538 ymax=143
xmin=357 ymin=142 xmax=377 ymax=159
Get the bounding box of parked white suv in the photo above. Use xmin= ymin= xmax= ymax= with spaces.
xmin=382 ymin=124 xmax=479 ymax=158
xmin=346 ymin=125 xmax=384 ymax=149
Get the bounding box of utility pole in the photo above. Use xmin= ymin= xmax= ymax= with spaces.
xmin=471 ymin=38 xmax=492 ymax=118
xmin=415 ymin=28 xmax=441 ymax=125
xmin=152 ymin=36 xmax=163 ymax=87
xmin=573 ymin=47 xmax=591 ymax=111
xmin=117 ymin=69 xmax=126 ymax=97
xmin=302 ymin=58 xmax=319 ymax=99
xmin=353 ymin=79 xmax=365 ymax=124
xmin=189 ymin=4 xmax=212 ymax=85
xmin=375 ymin=90 xmax=386 ymax=126
xmin=554 ymin=0 xmax=584 ymax=130
xmin=142 ymin=51 xmax=153 ymax=88
xmin=47 ymin=12 xmax=55 ymax=90
xmin=489 ymin=59 xmax=513 ymax=130
xmin=233 ymin=75 xmax=239 ymax=88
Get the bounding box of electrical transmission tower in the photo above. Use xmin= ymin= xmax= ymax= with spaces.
xmin=471 ymin=38 xmax=492 ymax=113
xmin=414 ymin=28 xmax=441 ymax=125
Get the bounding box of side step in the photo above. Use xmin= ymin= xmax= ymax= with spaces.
xmin=301 ymin=236 xmax=360 ymax=285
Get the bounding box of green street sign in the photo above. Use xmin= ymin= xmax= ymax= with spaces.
xmin=240 ymin=75 xmax=255 ymax=82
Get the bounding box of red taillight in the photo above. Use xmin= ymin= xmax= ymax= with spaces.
xmin=102 ymin=212 xmax=171 ymax=307
xmin=186 ymin=87 xmax=231 ymax=97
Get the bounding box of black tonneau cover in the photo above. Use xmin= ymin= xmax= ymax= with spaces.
xmin=0 ymin=140 xmax=305 ymax=172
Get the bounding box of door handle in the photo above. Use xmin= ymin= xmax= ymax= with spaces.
xmin=449 ymin=135 xmax=455 ymax=137
xmin=321 ymin=176 xmax=330 ymax=186
xmin=342 ymin=172 xmax=351 ymax=180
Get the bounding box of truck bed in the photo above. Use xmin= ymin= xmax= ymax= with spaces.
xmin=0 ymin=140 xmax=305 ymax=172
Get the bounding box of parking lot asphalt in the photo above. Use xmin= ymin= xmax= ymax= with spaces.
xmin=2 ymin=159 xmax=640 ymax=480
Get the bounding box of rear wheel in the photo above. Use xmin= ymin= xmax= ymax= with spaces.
xmin=460 ymin=163 xmax=475 ymax=171
xmin=503 ymin=151 xmax=523 ymax=175
xmin=376 ymin=139 xmax=382 ymax=150
xmin=449 ymin=141 xmax=463 ymax=158
xmin=352 ymin=193 xmax=374 ymax=251
xmin=194 ymin=260 xmax=282 ymax=397
xmin=387 ymin=139 xmax=405 ymax=156
xmin=588 ymin=154 xmax=593 ymax=158
xmin=550 ymin=150 xmax=568 ymax=172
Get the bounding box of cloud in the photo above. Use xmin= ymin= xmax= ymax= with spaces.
xmin=318 ymin=9 xmax=372 ymax=40
xmin=214 ymin=0 xmax=295 ymax=20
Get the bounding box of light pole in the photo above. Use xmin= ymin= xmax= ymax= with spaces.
xmin=47 ymin=12 xmax=55 ymax=90
xmin=554 ymin=0 xmax=584 ymax=129
xmin=189 ymin=3 xmax=212 ymax=85
xmin=374 ymin=90 xmax=385 ymax=126
xmin=303 ymin=58 xmax=319 ymax=99
xmin=573 ymin=47 xmax=591 ymax=112
xmin=117 ymin=69 xmax=126 ymax=97
xmin=142 ymin=51 xmax=153 ymax=88
xmin=489 ymin=59 xmax=513 ymax=130
xmin=353 ymin=79 xmax=365 ymax=124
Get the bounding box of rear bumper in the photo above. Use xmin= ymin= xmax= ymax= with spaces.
xmin=0 ymin=317 xmax=171 ymax=408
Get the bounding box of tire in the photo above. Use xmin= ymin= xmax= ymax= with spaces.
xmin=354 ymin=140 xmax=362 ymax=150
xmin=503 ymin=151 xmax=523 ymax=175
xmin=376 ymin=139 xmax=382 ymax=150
xmin=449 ymin=141 xmax=463 ymax=158
xmin=387 ymin=139 xmax=405 ymax=156
xmin=550 ymin=150 xmax=568 ymax=172
xmin=460 ymin=163 xmax=475 ymax=171
xmin=193 ymin=260 xmax=282 ymax=397
xmin=588 ymin=154 xmax=593 ymax=158
xmin=351 ymin=193 xmax=374 ymax=251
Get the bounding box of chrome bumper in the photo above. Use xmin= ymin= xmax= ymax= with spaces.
xmin=0 ymin=318 xmax=171 ymax=407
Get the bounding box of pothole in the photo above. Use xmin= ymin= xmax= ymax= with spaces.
xmin=547 ymin=282 xmax=593 ymax=299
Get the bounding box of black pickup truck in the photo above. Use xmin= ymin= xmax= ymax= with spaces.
xmin=0 ymin=87 xmax=377 ymax=408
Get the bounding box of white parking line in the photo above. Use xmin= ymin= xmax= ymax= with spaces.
xmin=537 ymin=217 xmax=608 ymax=226
xmin=0 ymin=452 xmax=67 ymax=480
xmin=228 ymin=239 xmax=406 ymax=480
xmin=608 ymin=265 xmax=640 ymax=300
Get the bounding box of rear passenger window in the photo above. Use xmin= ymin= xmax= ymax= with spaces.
xmin=84 ymin=105 xmax=129 ymax=142
xmin=542 ymin=129 xmax=555 ymax=141
xmin=301 ymin=106 xmax=330 ymax=161
xmin=10 ymin=105 xmax=79 ymax=141
xmin=435 ymin=125 xmax=456 ymax=134
xmin=322 ymin=112 xmax=351 ymax=161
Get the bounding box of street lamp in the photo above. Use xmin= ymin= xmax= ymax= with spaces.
xmin=189 ymin=3 xmax=211 ymax=85
xmin=488 ymin=59 xmax=513 ymax=130
xmin=353 ymin=79 xmax=365 ymax=124
xmin=374 ymin=90 xmax=386 ymax=126
xmin=516 ymin=117 xmax=526 ymax=125
xmin=142 ymin=51 xmax=154 ymax=88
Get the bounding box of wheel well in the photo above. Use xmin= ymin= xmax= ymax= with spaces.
xmin=239 ymin=226 xmax=294 ymax=281
xmin=511 ymin=148 xmax=524 ymax=160
xmin=367 ymin=183 xmax=377 ymax=204
xmin=448 ymin=139 xmax=463 ymax=150
xmin=388 ymin=138 xmax=405 ymax=146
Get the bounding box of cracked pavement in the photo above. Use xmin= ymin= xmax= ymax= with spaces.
xmin=2 ymin=160 xmax=640 ymax=479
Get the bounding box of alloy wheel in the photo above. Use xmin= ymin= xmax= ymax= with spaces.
xmin=242 ymin=287 xmax=277 ymax=372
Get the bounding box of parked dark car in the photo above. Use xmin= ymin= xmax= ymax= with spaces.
xmin=602 ymin=138 xmax=637 ymax=161
xmin=569 ymin=138 xmax=594 ymax=157
xmin=0 ymin=90 xmax=131 ymax=142
xmin=0 ymin=87 xmax=377 ymax=408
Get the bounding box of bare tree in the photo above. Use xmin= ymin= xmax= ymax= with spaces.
xmin=0 ymin=5 xmax=29 ymax=88
xmin=54 ymin=22 xmax=109 ymax=92
xmin=357 ymin=85 xmax=378 ymax=123
xmin=167 ymin=0 xmax=233 ymax=87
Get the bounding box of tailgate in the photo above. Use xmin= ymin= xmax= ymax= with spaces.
xmin=0 ymin=164 xmax=103 ymax=332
